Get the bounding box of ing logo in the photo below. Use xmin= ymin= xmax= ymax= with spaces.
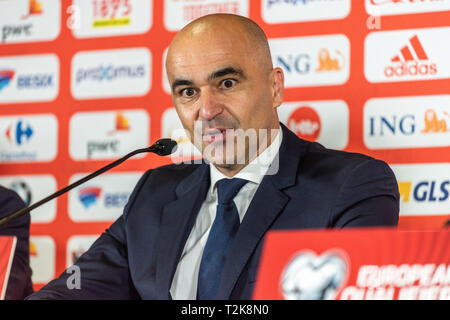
xmin=421 ymin=109 xmax=450 ymax=134
xmin=316 ymin=49 xmax=344 ymax=72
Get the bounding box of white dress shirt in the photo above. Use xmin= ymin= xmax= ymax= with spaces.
xmin=170 ymin=128 xmax=283 ymax=300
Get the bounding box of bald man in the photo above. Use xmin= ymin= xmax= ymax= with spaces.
xmin=28 ymin=14 xmax=399 ymax=300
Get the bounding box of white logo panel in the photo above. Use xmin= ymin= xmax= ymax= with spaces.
xmin=262 ymin=0 xmax=351 ymax=24
xmin=69 ymin=109 xmax=149 ymax=161
xmin=0 ymin=114 xmax=58 ymax=163
xmin=164 ymin=0 xmax=249 ymax=31
xmin=0 ymin=54 xmax=59 ymax=104
xmin=364 ymin=27 xmax=450 ymax=83
xmin=391 ymin=163 xmax=450 ymax=216
xmin=364 ymin=95 xmax=450 ymax=149
xmin=71 ymin=48 xmax=151 ymax=100
xmin=30 ymin=236 xmax=55 ymax=284
xmin=365 ymin=0 xmax=450 ymax=16
xmin=68 ymin=172 xmax=142 ymax=222
xmin=161 ymin=108 xmax=202 ymax=160
xmin=0 ymin=0 xmax=60 ymax=44
xmin=66 ymin=235 xmax=99 ymax=267
xmin=0 ymin=175 xmax=57 ymax=223
xmin=71 ymin=0 xmax=152 ymax=38
xmin=278 ymin=100 xmax=349 ymax=150
xmin=270 ymin=35 xmax=350 ymax=88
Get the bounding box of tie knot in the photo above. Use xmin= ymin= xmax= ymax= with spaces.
xmin=216 ymin=178 xmax=247 ymax=205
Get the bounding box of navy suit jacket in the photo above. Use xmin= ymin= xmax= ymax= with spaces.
xmin=0 ymin=186 xmax=34 ymax=300
xmin=28 ymin=124 xmax=399 ymax=300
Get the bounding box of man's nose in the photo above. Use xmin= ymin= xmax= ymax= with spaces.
xmin=198 ymin=89 xmax=223 ymax=120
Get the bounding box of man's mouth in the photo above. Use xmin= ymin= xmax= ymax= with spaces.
xmin=203 ymin=128 xmax=231 ymax=143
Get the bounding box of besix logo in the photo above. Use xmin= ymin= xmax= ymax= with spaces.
xmin=69 ymin=172 xmax=142 ymax=222
xmin=0 ymin=70 xmax=15 ymax=91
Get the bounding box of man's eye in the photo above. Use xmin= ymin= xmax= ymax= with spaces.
xmin=221 ymin=79 xmax=236 ymax=89
xmin=181 ymin=88 xmax=196 ymax=97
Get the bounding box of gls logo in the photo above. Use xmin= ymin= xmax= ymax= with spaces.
xmin=398 ymin=180 xmax=449 ymax=203
xmin=391 ymin=163 xmax=450 ymax=216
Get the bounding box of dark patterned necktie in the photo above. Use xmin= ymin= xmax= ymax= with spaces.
xmin=197 ymin=178 xmax=248 ymax=300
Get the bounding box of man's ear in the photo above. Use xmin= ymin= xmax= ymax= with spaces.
xmin=271 ymin=67 xmax=285 ymax=110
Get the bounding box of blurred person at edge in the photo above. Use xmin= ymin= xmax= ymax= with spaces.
xmin=0 ymin=186 xmax=33 ymax=299
xmin=27 ymin=14 xmax=399 ymax=300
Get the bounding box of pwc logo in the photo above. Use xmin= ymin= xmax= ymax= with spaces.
xmin=69 ymin=172 xmax=142 ymax=222
xmin=69 ymin=109 xmax=149 ymax=161
xmin=364 ymin=95 xmax=450 ymax=149
xmin=365 ymin=27 xmax=450 ymax=83
xmin=384 ymin=35 xmax=437 ymax=79
xmin=391 ymin=163 xmax=450 ymax=216
xmin=278 ymin=100 xmax=349 ymax=150
xmin=0 ymin=0 xmax=60 ymax=44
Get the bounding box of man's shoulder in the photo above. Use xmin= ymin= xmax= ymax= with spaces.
xmin=0 ymin=186 xmax=26 ymax=219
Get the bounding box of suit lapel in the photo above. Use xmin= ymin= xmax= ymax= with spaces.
xmin=155 ymin=164 xmax=210 ymax=299
xmin=218 ymin=124 xmax=308 ymax=299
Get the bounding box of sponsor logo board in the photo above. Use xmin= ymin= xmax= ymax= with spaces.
xmin=262 ymin=0 xmax=351 ymax=24
xmin=0 ymin=54 xmax=59 ymax=104
xmin=364 ymin=95 xmax=450 ymax=149
xmin=68 ymin=172 xmax=142 ymax=222
xmin=0 ymin=114 xmax=58 ymax=163
xmin=164 ymin=0 xmax=249 ymax=31
xmin=365 ymin=27 xmax=450 ymax=83
xmin=29 ymin=236 xmax=55 ymax=284
xmin=71 ymin=0 xmax=152 ymax=38
xmin=71 ymin=48 xmax=151 ymax=100
xmin=365 ymin=0 xmax=450 ymax=16
xmin=270 ymin=35 xmax=350 ymax=88
xmin=278 ymin=100 xmax=349 ymax=150
xmin=0 ymin=175 xmax=57 ymax=223
xmin=0 ymin=0 xmax=60 ymax=44
xmin=66 ymin=235 xmax=99 ymax=267
xmin=69 ymin=109 xmax=149 ymax=160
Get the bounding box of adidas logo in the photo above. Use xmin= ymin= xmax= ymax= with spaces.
xmin=384 ymin=35 xmax=437 ymax=78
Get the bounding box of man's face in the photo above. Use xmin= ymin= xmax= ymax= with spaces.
xmin=166 ymin=22 xmax=283 ymax=172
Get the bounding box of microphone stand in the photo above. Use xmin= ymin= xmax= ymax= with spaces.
xmin=0 ymin=139 xmax=176 ymax=229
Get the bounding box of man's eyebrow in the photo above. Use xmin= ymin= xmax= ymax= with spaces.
xmin=207 ymin=67 xmax=246 ymax=82
xmin=171 ymin=79 xmax=193 ymax=92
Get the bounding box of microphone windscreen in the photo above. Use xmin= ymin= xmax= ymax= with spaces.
xmin=154 ymin=139 xmax=178 ymax=156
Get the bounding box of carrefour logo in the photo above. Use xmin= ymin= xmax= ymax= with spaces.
xmin=5 ymin=120 xmax=34 ymax=146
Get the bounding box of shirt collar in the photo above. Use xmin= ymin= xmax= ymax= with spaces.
xmin=209 ymin=128 xmax=283 ymax=192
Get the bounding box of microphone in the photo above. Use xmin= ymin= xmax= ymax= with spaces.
xmin=0 ymin=139 xmax=177 ymax=229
